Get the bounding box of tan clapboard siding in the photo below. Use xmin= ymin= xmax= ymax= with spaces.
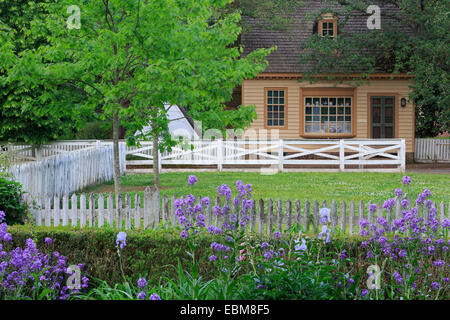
xmin=243 ymin=79 xmax=415 ymax=152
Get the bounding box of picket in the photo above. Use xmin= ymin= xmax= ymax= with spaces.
xmin=8 ymin=143 xmax=126 ymax=200
xmin=28 ymin=191 xmax=449 ymax=237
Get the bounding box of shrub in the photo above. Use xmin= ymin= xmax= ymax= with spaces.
xmin=0 ymin=177 xmax=28 ymax=225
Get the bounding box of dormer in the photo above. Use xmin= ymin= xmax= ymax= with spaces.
xmin=318 ymin=13 xmax=338 ymax=39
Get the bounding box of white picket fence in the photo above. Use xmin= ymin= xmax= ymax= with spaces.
xmin=9 ymin=145 xmax=126 ymax=199
xmin=1 ymin=140 xmax=105 ymax=163
xmin=127 ymin=139 xmax=406 ymax=172
xmin=22 ymin=190 xmax=448 ymax=235
xmin=415 ymin=139 xmax=450 ymax=163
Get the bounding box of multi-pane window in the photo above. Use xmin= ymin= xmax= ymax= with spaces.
xmin=304 ymin=97 xmax=352 ymax=134
xmin=267 ymin=90 xmax=285 ymax=127
xmin=322 ymin=22 xmax=335 ymax=37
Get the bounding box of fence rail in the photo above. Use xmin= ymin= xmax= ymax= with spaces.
xmin=23 ymin=190 xmax=449 ymax=235
xmin=415 ymin=139 xmax=450 ymax=163
xmin=127 ymin=139 xmax=406 ymax=172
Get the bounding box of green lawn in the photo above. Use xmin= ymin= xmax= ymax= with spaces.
xmin=81 ymin=171 xmax=450 ymax=205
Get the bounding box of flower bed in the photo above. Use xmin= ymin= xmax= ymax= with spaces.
xmin=1 ymin=175 xmax=449 ymax=300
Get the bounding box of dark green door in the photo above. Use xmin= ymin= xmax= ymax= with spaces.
xmin=371 ymin=96 xmax=395 ymax=139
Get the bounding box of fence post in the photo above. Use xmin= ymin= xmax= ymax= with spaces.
xmin=217 ymin=139 xmax=223 ymax=172
xmin=339 ymin=140 xmax=345 ymax=171
xmin=158 ymin=149 xmax=162 ymax=173
xmin=400 ymin=139 xmax=406 ymax=172
xmin=278 ymin=139 xmax=284 ymax=172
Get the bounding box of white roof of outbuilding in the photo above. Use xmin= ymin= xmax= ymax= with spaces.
xmin=138 ymin=104 xmax=200 ymax=140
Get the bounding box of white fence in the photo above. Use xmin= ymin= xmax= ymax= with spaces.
xmin=127 ymin=139 xmax=406 ymax=172
xmin=23 ymin=190 xmax=449 ymax=235
xmin=1 ymin=140 xmax=105 ymax=163
xmin=3 ymin=138 xmax=405 ymax=199
xmin=415 ymin=139 xmax=450 ymax=163
xmin=8 ymin=144 xmax=126 ymax=199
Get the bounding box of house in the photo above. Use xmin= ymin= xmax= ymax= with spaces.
xmin=238 ymin=0 xmax=416 ymax=162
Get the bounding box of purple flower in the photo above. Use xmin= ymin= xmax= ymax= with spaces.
xmin=273 ymin=231 xmax=281 ymax=240
xmin=116 ymin=232 xmax=127 ymax=249
xmin=339 ymin=250 xmax=347 ymax=260
xmin=264 ymin=250 xmax=274 ymax=260
xmin=187 ymin=175 xmax=198 ymax=186
xmin=3 ymin=233 xmax=12 ymax=243
xmin=383 ymin=198 xmax=395 ymax=210
xmin=431 ymin=282 xmax=440 ymax=290
xmin=137 ymin=291 xmax=146 ymax=300
xmin=401 ymin=199 xmax=409 ymax=208
xmin=361 ymin=289 xmax=369 ymax=298
xmin=44 ymin=237 xmax=53 ymax=245
xmin=180 ymin=230 xmax=189 ymax=239
xmin=395 ymin=188 xmax=402 ymax=197
xmin=149 ymin=293 xmax=161 ymax=300
xmin=393 ymin=271 xmax=403 ymax=284
xmin=433 ymin=260 xmax=445 ymax=267
xmin=209 ymin=255 xmax=217 ymax=262
xmin=261 ymin=242 xmax=269 ymax=249
xmin=349 ymin=278 xmax=355 ymax=285
xmin=295 ymin=238 xmax=307 ymax=252
xmin=137 ymin=278 xmax=147 ymax=288
xmin=402 ymin=176 xmax=411 ymax=185
xmin=368 ymin=203 xmax=377 ymax=213
xmin=0 ymin=211 xmax=5 ymax=222
xmin=320 ymin=208 xmax=331 ymax=224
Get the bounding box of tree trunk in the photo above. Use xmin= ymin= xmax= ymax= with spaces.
xmin=152 ymin=130 xmax=160 ymax=188
xmin=113 ymin=111 xmax=122 ymax=230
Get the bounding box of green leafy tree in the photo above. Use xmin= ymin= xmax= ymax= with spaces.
xmin=8 ymin=0 xmax=272 ymax=199
xmin=298 ymin=0 xmax=449 ymax=137
xmin=0 ymin=0 xmax=87 ymax=145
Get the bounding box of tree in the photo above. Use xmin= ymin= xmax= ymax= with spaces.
xmin=297 ymin=0 xmax=449 ymax=136
xmin=8 ymin=0 xmax=272 ymax=205
xmin=0 ymin=0 xmax=87 ymax=145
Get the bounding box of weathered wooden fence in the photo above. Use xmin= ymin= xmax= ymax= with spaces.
xmin=0 ymin=140 xmax=108 ymax=163
xmin=10 ymin=145 xmax=126 ymax=199
xmin=24 ymin=190 xmax=449 ymax=235
xmin=415 ymin=139 xmax=450 ymax=163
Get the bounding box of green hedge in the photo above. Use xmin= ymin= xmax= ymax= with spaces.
xmin=8 ymin=225 xmax=224 ymax=284
xmin=7 ymin=225 xmax=373 ymax=285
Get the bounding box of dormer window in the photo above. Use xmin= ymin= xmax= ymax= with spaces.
xmin=318 ymin=13 xmax=338 ymax=39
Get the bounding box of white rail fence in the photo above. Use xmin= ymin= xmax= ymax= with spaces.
xmin=23 ymin=190 xmax=449 ymax=235
xmin=9 ymin=145 xmax=126 ymax=199
xmin=3 ymin=139 xmax=405 ymax=199
xmin=415 ymin=139 xmax=450 ymax=163
xmin=127 ymin=139 xmax=406 ymax=172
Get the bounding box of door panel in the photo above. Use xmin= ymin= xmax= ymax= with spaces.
xmin=371 ymin=96 xmax=395 ymax=139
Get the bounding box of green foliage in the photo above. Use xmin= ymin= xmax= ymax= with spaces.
xmin=7 ymin=0 xmax=273 ymax=150
xmin=58 ymin=121 xmax=113 ymax=140
xmin=298 ymin=0 xmax=450 ymax=136
xmin=0 ymin=0 xmax=87 ymax=144
xmin=7 ymin=225 xmax=223 ymax=284
xmin=0 ymin=177 xmax=28 ymax=225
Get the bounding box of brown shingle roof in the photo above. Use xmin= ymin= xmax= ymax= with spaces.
xmin=241 ymin=0 xmax=412 ymax=73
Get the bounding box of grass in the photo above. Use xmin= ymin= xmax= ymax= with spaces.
xmin=81 ymin=171 xmax=450 ymax=205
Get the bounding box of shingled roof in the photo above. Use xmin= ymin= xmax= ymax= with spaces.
xmin=241 ymin=0 xmax=411 ymax=74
